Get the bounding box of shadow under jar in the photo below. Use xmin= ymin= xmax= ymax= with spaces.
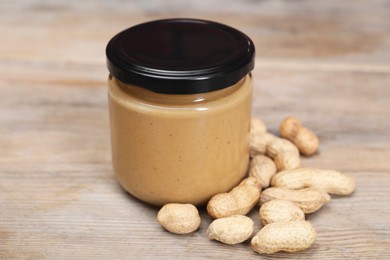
xmin=106 ymin=18 xmax=255 ymax=206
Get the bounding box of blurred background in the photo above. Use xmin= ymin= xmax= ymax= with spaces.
xmin=2 ymin=0 xmax=390 ymax=64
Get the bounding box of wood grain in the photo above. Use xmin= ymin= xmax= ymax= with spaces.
xmin=1 ymin=0 xmax=390 ymax=259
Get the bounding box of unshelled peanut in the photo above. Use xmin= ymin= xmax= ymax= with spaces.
xmin=157 ymin=203 xmax=200 ymax=234
xmin=250 ymin=132 xmax=276 ymax=157
xmin=207 ymin=177 xmax=261 ymax=219
xmin=249 ymin=118 xmax=268 ymax=157
xmin=266 ymin=137 xmax=300 ymax=171
xmin=251 ymin=118 xmax=267 ymax=136
xmin=271 ymin=168 xmax=356 ymax=195
xmin=207 ymin=215 xmax=254 ymax=245
xmin=260 ymin=187 xmax=330 ymax=214
xmin=259 ymin=199 xmax=305 ymax=225
xmin=156 ymin=116 xmax=357 ymax=256
xmin=249 ymin=155 xmax=277 ymax=188
xmin=280 ymin=116 xmax=319 ymax=156
xmin=251 ymin=221 xmax=316 ymax=254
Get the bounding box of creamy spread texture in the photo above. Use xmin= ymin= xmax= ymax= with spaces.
xmin=108 ymin=75 xmax=252 ymax=206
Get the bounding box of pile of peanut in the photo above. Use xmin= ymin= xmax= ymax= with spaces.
xmin=157 ymin=116 xmax=356 ymax=254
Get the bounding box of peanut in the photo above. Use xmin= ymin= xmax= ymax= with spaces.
xmin=280 ymin=116 xmax=319 ymax=156
xmin=250 ymin=132 xmax=276 ymax=157
xmin=251 ymin=221 xmax=316 ymax=254
xmin=271 ymin=168 xmax=356 ymax=195
xmin=249 ymin=118 xmax=267 ymax=157
xmin=260 ymin=187 xmax=330 ymax=214
xmin=259 ymin=199 xmax=305 ymax=225
xmin=207 ymin=215 xmax=254 ymax=245
xmin=156 ymin=117 xmax=356 ymax=255
xmin=157 ymin=203 xmax=200 ymax=234
xmin=266 ymin=137 xmax=300 ymax=171
xmin=249 ymin=155 xmax=277 ymax=188
xmin=207 ymin=177 xmax=261 ymax=219
xmin=251 ymin=118 xmax=267 ymax=136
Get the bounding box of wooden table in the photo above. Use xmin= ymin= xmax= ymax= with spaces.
xmin=1 ymin=1 xmax=389 ymax=259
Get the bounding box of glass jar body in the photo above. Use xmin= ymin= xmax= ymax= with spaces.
xmin=108 ymin=74 xmax=253 ymax=206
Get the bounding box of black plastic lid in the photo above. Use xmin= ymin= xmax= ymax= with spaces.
xmin=106 ymin=18 xmax=255 ymax=94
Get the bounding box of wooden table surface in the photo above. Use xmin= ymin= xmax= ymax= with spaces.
xmin=1 ymin=0 xmax=389 ymax=259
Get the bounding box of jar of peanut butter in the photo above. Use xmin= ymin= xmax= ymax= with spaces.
xmin=106 ymin=19 xmax=255 ymax=206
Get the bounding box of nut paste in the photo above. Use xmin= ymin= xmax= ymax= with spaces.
xmin=106 ymin=18 xmax=255 ymax=206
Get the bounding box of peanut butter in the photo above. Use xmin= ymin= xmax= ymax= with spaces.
xmin=109 ymin=75 xmax=252 ymax=205
xmin=106 ymin=18 xmax=255 ymax=206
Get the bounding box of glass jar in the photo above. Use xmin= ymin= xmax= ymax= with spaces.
xmin=106 ymin=19 xmax=255 ymax=206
